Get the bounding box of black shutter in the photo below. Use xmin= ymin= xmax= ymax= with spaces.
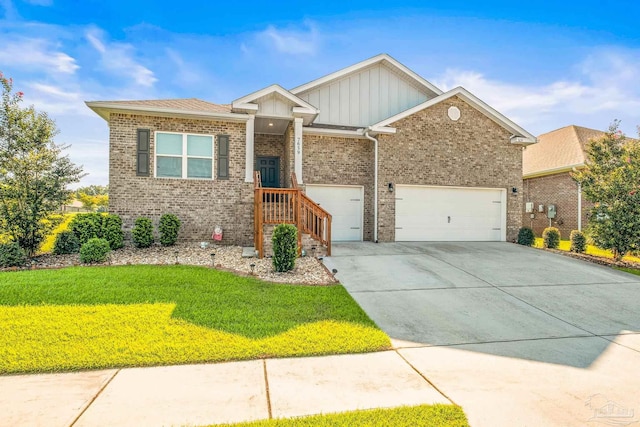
xmin=217 ymin=134 xmax=229 ymax=179
xmin=136 ymin=129 xmax=150 ymax=176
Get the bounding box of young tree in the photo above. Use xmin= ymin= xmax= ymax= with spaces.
xmin=573 ymin=121 xmax=640 ymax=260
xmin=0 ymin=72 xmax=84 ymax=256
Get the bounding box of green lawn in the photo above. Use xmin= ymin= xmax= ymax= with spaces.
xmin=0 ymin=265 xmax=390 ymax=374
xmin=533 ymin=238 xmax=640 ymax=263
xmin=212 ymin=404 xmax=469 ymax=427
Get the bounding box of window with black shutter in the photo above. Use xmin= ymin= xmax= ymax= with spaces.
xmin=217 ymin=134 xmax=229 ymax=179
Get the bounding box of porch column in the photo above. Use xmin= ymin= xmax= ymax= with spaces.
xmin=245 ymin=115 xmax=255 ymax=182
xmin=294 ymin=117 xmax=303 ymax=183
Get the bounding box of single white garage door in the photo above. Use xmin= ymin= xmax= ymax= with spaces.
xmin=395 ymin=185 xmax=506 ymax=241
xmin=305 ymin=185 xmax=363 ymax=241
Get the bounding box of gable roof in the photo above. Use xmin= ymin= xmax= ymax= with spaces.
xmin=85 ymin=98 xmax=249 ymax=122
xmin=369 ymin=86 xmax=537 ymax=144
xmin=290 ymin=53 xmax=443 ymax=98
xmin=523 ymin=125 xmax=605 ymax=178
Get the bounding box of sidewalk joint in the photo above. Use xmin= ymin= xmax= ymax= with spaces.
xmin=69 ymin=369 xmax=120 ymax=427
xmin=262 ymin=359 xmax=273 ymax=419
xmin=394 ymin=350 xmax=458 ymax=406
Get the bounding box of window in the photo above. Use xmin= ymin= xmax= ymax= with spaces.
xmin=155 ymin=132 xmax=214 ymax=179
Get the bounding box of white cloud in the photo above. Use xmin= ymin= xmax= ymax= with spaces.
xmin=86 ymin=27 xmax=157 ymax=87
xmin=165 ymin=48 xmax=203 ymax=86
xmin=432 ymin=48 xmax=640 ymax=134
xmin=22 ymin=0 xmax=53 ymax=5
xmin=0 ymin=37 xmax=79 ymax=74
xmin=258 ymin=21 xmax=320 ymax=55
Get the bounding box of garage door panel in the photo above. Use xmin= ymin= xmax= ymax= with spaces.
xmin=395 ymin=186 xmax=505 ymax=242
xmin=305 ymin=185 xmax=363 ymax=242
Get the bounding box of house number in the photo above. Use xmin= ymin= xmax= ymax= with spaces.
xmin=296 ymin=137 xmax=301 ymax=155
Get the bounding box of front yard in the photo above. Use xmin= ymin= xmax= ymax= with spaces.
xmin=0 ymin=265 xmax=390 ymax=374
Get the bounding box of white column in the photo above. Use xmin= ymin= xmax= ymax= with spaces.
xmin=294 ymin=117 xmax=303 ymax=183
xmin=245 ymin=115 xmax=255 ymax=182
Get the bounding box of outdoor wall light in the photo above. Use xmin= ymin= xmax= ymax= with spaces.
xmin=512 ymin=187 xmax=518 ymax=195
xmin=388 ymin=182 xmax=394 ymax=192
xmin=210 ymin=253 xmax=216 ymax=268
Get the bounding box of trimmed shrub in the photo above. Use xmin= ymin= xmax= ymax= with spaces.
xmin=53 ymin=230 xmax=80 ymax=255
xmin=0 ymin=242 xmax=27 ymax=268
xmin=40 ymin=213 xmax=77 ymax=253
xmin=132 ymin=217 xmax=154 ymax=248
xmin=517 ymin=227 xmax=535 ymax=246
xmin=542 ymin=227 xmax=561 ymax=249
xmin=69 ymin=213 xmax=103 ymax=245
xmin=79 ymin=238 xmax=111 ymax=264
xmin=159 ymin=214 xmax=181 ymax=246
xmin=102 ymin=214 xmax=124 ymax=250
xmin=570 ymin=230 xmax=587 ymax=253
xmin=272 ymin=224 xmax=298 ymax=272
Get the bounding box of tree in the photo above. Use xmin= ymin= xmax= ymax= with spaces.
xmin=572 ymin=121 xmax=640 ymax=260
xmin=0 ymin=72 xmax=84 ymax=256
xmin=75 ymin=185 xmax=108 ymax=211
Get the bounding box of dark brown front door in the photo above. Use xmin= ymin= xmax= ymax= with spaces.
xmin=256 ymin=157 xmax=280 ymax=188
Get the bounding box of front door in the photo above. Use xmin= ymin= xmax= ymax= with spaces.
xmin=256 ymin=157 xmax=280 ymax=188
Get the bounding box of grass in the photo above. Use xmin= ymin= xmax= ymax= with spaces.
xmin=616 ymin=267 xmax=640 ymax=276
xmin=0 ymin=265 xmax=390 ymax=374
xmin=211 ymin=404 xmax=469 ymax=427
xmin=533 ymin=238 xmax=640 ymax=263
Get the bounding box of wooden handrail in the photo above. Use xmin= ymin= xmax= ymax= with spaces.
xmin=253 ymin=172 xmax=332 ymax=258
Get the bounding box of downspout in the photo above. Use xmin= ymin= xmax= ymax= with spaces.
xmin=573 ymin=167 xmax=582 ymax=231
xmin=364 ymin=129 xmax=379 ymax=243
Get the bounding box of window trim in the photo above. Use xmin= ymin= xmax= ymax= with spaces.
xmin=154 ymin=131 xmax=215 ymax=180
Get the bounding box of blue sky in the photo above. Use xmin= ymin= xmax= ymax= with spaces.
xmin=1 ymin=0 xmax=639 ymax=186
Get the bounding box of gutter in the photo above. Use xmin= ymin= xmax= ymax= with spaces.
xmin=364 ymin=129 xmax=379 ymax=243
xmin=85 ymin=102 xmax=251 ymax=123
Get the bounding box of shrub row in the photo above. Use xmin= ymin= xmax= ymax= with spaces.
xmin=132 ymin=214 xmax=181 ymax=248
xmin=516 ymin=227 xmax=587 ymax=254
xmin=66 ymin=213 xmax=124 ymax=251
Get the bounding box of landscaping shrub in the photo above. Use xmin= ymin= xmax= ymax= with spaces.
xmin=40 ymin=213 xmax=76 ymax=253
xmin=132 ymin=217 xmax=154 ymax=248
xmin=0 ymin=242 xmax=27 ymax=268
xmin=570 ymin=230 xmax=587 ymax=253
xmin=69 ymin=213 xmax=103 ymax=245
xmin=543 ymin=227 xmax=561 ymax=249
xmin=272 ymin=224 xmax=298 ymax=272
xmin=102 ymin=214 xmax=124 ymax=250
xmin=159 ymin=214 xmax=181 ymax=246
xmin=79 ymin=238 xmax=111 ymax=264
xmin=517 ymin=227 xmax=535 ymax=246
xmin=52 ymin=230 xmax=80 ymax=255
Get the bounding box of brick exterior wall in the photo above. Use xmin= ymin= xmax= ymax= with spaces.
xmin=254 ymin=133 xmax=285 ymax=187
xmin=377 ymin=96 xmax=523 ymax=242
xmin=109 ymin=113 xmax=253 ymax=246
xmin=302 ymin=134 xmax=375 ymax=241
xmin=523 ymin=172 xmax=592 ymax=238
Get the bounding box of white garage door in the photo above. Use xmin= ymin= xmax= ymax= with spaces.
xmin=305 ymin=185 xmax=363 ymax=241
xmin=395 ymin=185 xmax=506 ymax=241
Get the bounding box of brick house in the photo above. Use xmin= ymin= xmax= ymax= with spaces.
xmin=87 ymin=54 xmax=536 ymax=254
xmin=522 ymin=125 xmax=604 ymax=238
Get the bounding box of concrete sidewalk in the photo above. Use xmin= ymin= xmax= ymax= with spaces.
xmin=0 ymin=351 xmax=450 ymax=427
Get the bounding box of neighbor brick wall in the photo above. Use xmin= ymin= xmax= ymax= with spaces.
xmin=377 ymin=96 xmax=524 ymax=242
xmin=109 ymin=113 xmax=253 ymax=246
xmin=302 ymin=134 xmax=375 ymax=241
xmin=254 ymin=133 xmax=285 ymax=187
xmin=523 ymin=173 xmax=593 ymax=238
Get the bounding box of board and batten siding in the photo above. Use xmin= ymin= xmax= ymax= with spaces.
xmin=297 ymin=63 xmax=429 ymax=127
xmin=256 ymin=93 xmax=292 ymax=117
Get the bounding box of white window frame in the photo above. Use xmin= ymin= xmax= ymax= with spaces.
xmin=154 ymin=131 xmax=215 ymax=180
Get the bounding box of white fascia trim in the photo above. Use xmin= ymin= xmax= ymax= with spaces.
xmin=85 ymin=102 xmax=249 ymax=122
xmin=302 ymin=127 xmax=368 ymax=139
xmin=523 ymin=163 xmax=585 ymax=179
xmin=232 ymin=84 xmax=318 ymax=115
xmin=370 ymin=87 xmax=537 ymax=144
xmin=290 ymin=53 xmax=443 ymax=97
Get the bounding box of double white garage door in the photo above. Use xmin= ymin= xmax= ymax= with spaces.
xmin=305 ymin=184 xmax=506 ymax=242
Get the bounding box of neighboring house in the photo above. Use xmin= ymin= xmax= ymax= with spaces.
xmin=522 ymin=125 xmax=604 ymax=238
xmin=87 ymin=54 xmax=535 ymax=253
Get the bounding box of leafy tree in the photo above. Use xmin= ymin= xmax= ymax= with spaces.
xmin=0 ymin=72 xmax=84 ymax=256
xmin=75 ymin=185 xmax=108 ymax=196
xmin=573 ymin=121 xmax=640 ymax=260
xmin=75 ymin=185 xmax=108 ymax=211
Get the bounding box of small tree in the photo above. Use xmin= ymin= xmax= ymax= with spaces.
xmin=0 ymin=72 xmax=83 ymax=256
xmin=573 ymin=121 xmax=640 ymax=260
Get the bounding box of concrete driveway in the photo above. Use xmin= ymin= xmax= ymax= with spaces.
xmin=324 ymin=242 xmax=640 ymax=426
